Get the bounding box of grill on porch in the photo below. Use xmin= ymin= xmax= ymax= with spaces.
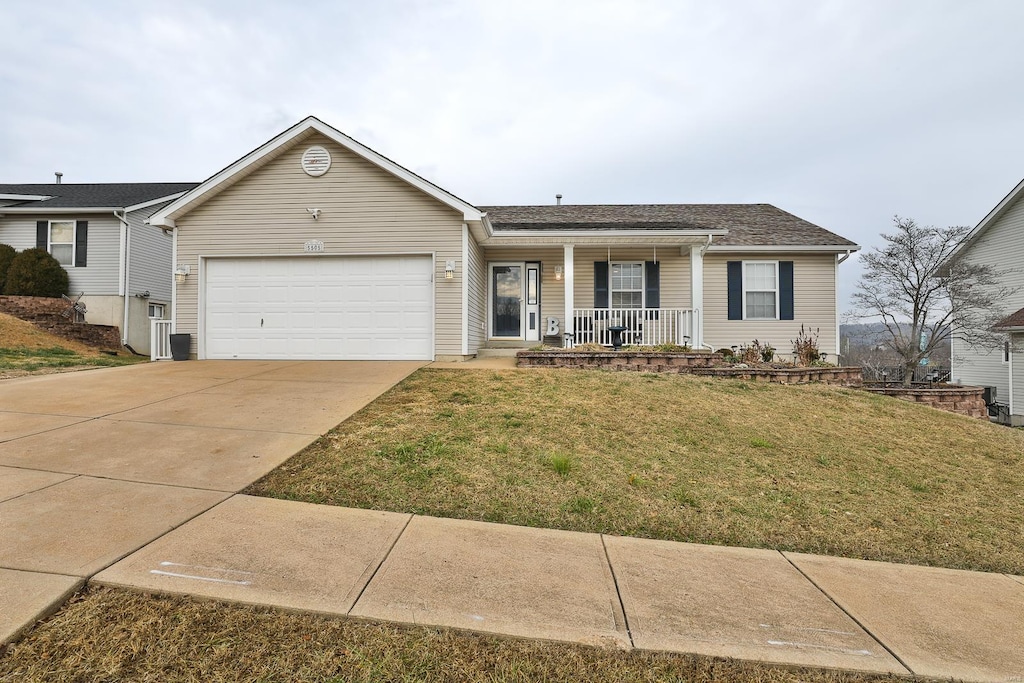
xmin=570 ymin=308 xmax=697 ymax=347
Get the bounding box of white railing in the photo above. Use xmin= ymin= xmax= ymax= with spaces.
xmin=151 ymin=319 xmax=173 ymax=360
xmin=570 ymin=308 xmax=697 ymax=347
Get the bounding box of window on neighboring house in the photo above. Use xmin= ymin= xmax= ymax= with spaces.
xmin=148 ymin=303 xmax=166 ymax=319
xmin=611 ymin=262 xmax=643 ymax=308
xmin=743 ymin=261 xmax=779 ymax=320
xmin=49 ymin=220 xmax=75 ymax=266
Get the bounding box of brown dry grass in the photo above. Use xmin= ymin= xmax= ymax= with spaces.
xmin=0 ymin=313 xmax=145 ymax=378
xmin=0 ymin=313 xmax=95 ymax=353
xmin=0 ymin=587 xmax=903 ymax=683
xmin=248 ymin=368 xmax=1024 ymax=574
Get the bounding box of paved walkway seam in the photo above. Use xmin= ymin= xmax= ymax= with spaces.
xmin=346 ymin=512 xmax=415 ymax=615
xmin=80 ymin=493 xmax=233 ymax=580
xmin=599 ymin=534 xmax=635 ymax=649
xmin=0 ymin=472 xmax=80 ymax=505
xmin=780 ymin=551 xmax=913 ymax=675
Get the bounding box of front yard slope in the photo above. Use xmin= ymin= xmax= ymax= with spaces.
xmin=246 ymin=368 xmax=1024 ymax=575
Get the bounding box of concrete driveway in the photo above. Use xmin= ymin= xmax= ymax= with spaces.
xmin=0 ymin=360 xmax=422 ymax=643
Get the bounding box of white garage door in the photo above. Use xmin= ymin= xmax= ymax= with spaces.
xmin=204 ymin=256 xmax=433 ymax=360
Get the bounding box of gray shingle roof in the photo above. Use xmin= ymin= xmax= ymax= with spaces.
xmin=995 ymin=306 xmax=1024 ymax=329
xmin=479 ymin=204 xmax=858 ymax=247
xmin=0 ymin=183 xmax=198 ymax=208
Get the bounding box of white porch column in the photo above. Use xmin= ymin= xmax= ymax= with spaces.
xmin=563 ymin=244 xmax=575 ymax=338
xmin=690 ymin=244 xmax=704 ymax=347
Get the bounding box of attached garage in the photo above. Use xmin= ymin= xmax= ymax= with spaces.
xmin=204 ymin=255 xmax=433 ymax=360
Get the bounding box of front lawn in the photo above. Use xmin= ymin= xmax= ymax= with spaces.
xmin=247 ymin=368 xmax=1024 ymax=575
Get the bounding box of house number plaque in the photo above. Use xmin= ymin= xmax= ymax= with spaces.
xmin=303 ymin=240 xmax=325 ymax=252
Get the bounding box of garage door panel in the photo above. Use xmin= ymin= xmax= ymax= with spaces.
xmin=205 ymin=256 xmax=433 ymax=360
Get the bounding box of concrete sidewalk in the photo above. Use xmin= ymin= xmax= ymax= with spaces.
xmin=1 ymin=361 xmax=1022 ymax=681
xmin=85 ymin=495 xmax=1024 ymax=681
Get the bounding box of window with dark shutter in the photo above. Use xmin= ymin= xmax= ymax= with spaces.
xmin=594 ymin=261 xmax=609 ymax=308
xmin=74 ymin=221 xmax=88 ymax=267
xmin=779 ymin=261 xmax=794 ymax=320
xmin=727 ymin=261 xmax=742 ymax=320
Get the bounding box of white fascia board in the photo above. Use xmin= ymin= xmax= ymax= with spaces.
xmin=944 ymin=176 xmax=1024 ymax=268
xmin=124 ymin=192 xmax=190 ymax=213
xmin=707 ymin=244 xmax=862 ymax=253
xmin=149 ymin=116 xmax=483 ymax=227
xmin=0 ymin=194 xmax=53 ymax=201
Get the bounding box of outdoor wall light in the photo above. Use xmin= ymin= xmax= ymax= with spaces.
xmin=174 ymin=265 xmax=191 ymax=284
xmin=554 ymin=265 xmax=563 ymax=281
xmin=445 ymin=260 xmax=456 ymax=279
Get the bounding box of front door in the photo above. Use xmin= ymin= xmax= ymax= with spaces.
xmin=490 ymin=262 xmax=542 ymax=340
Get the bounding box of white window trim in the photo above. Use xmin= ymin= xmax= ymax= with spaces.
xmin=742 ymin=260 xmax=780 ymax=321
xmin=148 ymin=303 xmax=167 ymax=319
xmin=48 ymin=219 xmax=76 ymax=267
xmin=610 ymin=261 xmax=645 ymax=309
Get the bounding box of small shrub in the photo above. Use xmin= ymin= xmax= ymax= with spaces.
xmin=570 ymin=342 xmax=606 ymax=352
xmin=760 ymin=343 xmax=776 ymax=363
xmin=0 ymin=244 xmax=16 ymax=291
xmin=652 ymin=343 xmax=691 ymax=352
xmin=3 ymin=248 xmax=69 ymax=297
xmin=715 ymin=347 xmax=735 ymax=359
xmin=792 ymin=325 xmax=821 ymax=366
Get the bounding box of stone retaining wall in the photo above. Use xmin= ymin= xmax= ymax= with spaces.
xmin=690 ymin=366 xmax=863 ymax=386
xmin=516 ymin=351 xmax=722 ymax=373
xmin=0 ymin=295 xmax=122 ymax=350
xmin=516 ymin=351 xmax=861 ymax=386
xmin=862 ymin=385 xmax=988 ymax=419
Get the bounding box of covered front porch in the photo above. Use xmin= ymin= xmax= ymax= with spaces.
xmin=479 ymin=238 xmax=714 ymax=351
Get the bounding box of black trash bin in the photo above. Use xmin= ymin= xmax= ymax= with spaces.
xmin=169 ymin=333 xmax=191 ymax=361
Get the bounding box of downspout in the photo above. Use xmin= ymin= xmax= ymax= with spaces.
xmin=1010 ymin=336 xmax=1015 ymax=418
xmin=699 ymin=235 xmax=714 ymax=351
xmin=115 ymin=210 xmax=131 ymax=349
xmin=837 ymin=249 xmax=852 ymax=264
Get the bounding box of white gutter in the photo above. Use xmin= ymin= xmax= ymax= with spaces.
xmin=114 ymin=210 xmax=131 ymax=347
xmin=837 ymin=249 xmax=853 ymax=264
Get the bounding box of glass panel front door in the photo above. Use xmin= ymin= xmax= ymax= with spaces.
xmin=492 ymin=265 xmax=522 ymax=337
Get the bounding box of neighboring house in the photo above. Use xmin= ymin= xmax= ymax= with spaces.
xmin=148 ymin=117 xmax=859 ymax=362
xmin=0 ymin=182 xmax=198 ymax=351
xmin=944 ymin=177 xmax=1024 ymax=425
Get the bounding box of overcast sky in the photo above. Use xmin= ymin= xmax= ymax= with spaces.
xmin=3 ymin=0 xmax=1023 ymax=310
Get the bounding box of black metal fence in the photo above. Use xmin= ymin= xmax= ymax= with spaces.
xmin=858 ymin=365 xmax=951 ymax=384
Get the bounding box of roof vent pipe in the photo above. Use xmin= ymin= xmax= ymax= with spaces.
xmin=55 ymin=172 xmax=63 ymax=184
xmin=555 ymin=194 xmax=562 ymax=206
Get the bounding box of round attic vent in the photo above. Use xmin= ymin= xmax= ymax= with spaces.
xmin=301 ymin=146 xmax=331 ymax=177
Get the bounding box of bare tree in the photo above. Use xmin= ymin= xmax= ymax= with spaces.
xmin=849 ymin=216 xmax=1016 ymax=386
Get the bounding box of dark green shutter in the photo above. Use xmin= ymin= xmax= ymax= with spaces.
xmin=779 ymin=261 xmax=794 ymax=320
xmin=36 ymin=221 xmax=47 ymax=249
xmin=594 ymin=261 xmax=609 ymax=308
xmin=74 ymin=221 xmax=88 ymax=267
xmin=727 ymin=261 xmax=742 ymax=320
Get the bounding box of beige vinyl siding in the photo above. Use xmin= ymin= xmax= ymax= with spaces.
xmin=466 ymin=233 xmax=486 ymax=353
xmin=572 ymin=248 xmax=691 ymax=309
xmin=950 ymin=194 xmax=1024 ymax=406
xmin=0 ymin=213 xmax=121 ymax=295
xmin=703 ymin=253 xmax=837 ymax=356
xmin=483 ymin=248 xmax=567 ymax=337
xmin=174 ymin=133 xmax=465 ymax=358
xmin=127 ymin=202 xmax=174 ymax=303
